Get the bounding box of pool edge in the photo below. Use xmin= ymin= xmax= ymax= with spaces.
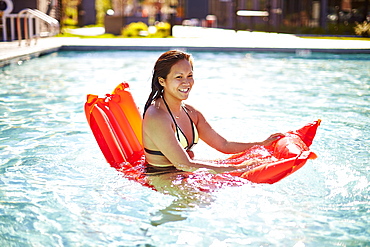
xmin=1 ymin=36 xmax=370 ymax=67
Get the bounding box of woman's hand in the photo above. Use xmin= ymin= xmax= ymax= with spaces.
xmin=210 ymin=159 xmax=259 ymax=173
xmin=231 ymin=159 xmax=260 ymax=170
xmin=261 ymin=133 xmax=285 ymax=146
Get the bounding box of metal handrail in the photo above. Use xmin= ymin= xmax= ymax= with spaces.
xmin=28 ymin=9 xmax=59 ymax=36
xmin=17 ymin=8 xmax=60 ymax=46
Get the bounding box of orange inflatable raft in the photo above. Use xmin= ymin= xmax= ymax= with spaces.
xmin=85 ymin=82 xmax=320 ymax=188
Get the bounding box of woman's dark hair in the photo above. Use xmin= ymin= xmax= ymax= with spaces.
xmin=143 ymin=50 xmax=193 ymax=117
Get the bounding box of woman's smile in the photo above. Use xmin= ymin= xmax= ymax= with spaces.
xmin=179 ymin=87 xmax=190 ymax=93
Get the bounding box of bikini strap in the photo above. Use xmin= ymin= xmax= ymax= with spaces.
xmin=182 ymin=106 xmax=197 ymax=148
xmin=162 ymin=97 xmax=181 ymax=142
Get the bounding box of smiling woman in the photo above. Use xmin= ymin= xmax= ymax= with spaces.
xmin=141 ymin=50 xmax=284 ymax=175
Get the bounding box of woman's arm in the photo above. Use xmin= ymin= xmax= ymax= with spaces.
xmin=143 ymin=109 xmax=240 ymax=173
xmin=192 ymin=106 xmax=283 ymax=154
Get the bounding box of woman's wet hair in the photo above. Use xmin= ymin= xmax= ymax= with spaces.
xmin=143 ymin=50 xmax=193 ymax=117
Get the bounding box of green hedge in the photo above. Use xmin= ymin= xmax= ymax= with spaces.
xmin=122 ymin=22 xmax=171 ymax=38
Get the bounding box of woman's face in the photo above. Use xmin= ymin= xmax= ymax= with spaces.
xmin=161 ymin=59 xmax=194 ymax=101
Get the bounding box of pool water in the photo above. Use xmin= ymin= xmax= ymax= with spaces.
xmin=1 ymin=51 xmax=369 ymax=246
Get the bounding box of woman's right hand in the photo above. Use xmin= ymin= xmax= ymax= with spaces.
xmin=261 ymin=133 xmax=284 ymax=146
xmin=213 ymin=159 xmax=259 ymax=173
xmin=233 ymin=159 xmax=259 ymax=170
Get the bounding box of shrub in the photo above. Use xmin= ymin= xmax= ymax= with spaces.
xmin=121 ymin=21 xmax=172 ymax=38
xmin=153 ymin=22 xmax=171 ymax=37
xmin=354 ymin=21 xmax=370 ymax=37
xmin=122 ymin=22 xmax=148 ymax=37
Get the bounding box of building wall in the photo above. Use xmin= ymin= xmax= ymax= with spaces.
xmin=78 ymin=0 xmax=96 ymax=26
xmin=209 ymin=0 xmax=369 ymax=31
xmin=209 ymin=0 xmax=234 ymax=29
xmin=186 ymin=0 xmax=209 ymax=19
xmin=11 ymin=0 xmax=37 ymax=13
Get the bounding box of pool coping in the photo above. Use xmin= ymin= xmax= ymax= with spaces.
xmin=61 ymin=45 xmax=370 ymax=54
xmin=1 ymin=34 xmax=370 ymax=67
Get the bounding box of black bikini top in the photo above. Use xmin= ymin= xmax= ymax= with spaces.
xmin=144 ymin=98 xmax=199 ymax=156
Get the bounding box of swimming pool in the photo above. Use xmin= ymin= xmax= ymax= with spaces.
xmin=1 ymin=50 xmax=369 ymax=246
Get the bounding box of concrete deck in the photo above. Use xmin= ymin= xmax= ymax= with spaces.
xmin=1 ymin=27 xmax=370 ymax=67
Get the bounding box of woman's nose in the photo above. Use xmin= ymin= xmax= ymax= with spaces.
xmin=182 ymin=79 xmax=190 ymax=85
xmin=184 ymin=78 xmax=193 ymax=85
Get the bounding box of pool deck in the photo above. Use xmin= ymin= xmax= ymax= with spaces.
xmin=1 ymin=26 xmax=370 ymax=67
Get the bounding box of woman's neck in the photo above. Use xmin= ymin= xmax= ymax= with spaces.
xmin=162 ymin=94 xmax=183 ymax=117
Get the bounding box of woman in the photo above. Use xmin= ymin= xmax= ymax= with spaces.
xmin=142 ymin=50 xmax=283 ymax=175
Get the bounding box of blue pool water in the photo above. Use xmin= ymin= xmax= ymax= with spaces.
xmin=1 ymin=50 xmax=369 ymax=246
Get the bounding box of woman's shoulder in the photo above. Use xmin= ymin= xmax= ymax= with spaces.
xmin=184 ymin=103 xmax=198 ymax=115
xmin=184 ymin=103 xmax=205 ymax=122
xmin=143 ymin=102 xmax=171 ymax=124
xmin=184 ymin=103 xmax=199 ymax=112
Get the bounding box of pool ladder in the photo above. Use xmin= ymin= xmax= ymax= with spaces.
xmin=16 ymin=8 xmax=59 ymax=46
